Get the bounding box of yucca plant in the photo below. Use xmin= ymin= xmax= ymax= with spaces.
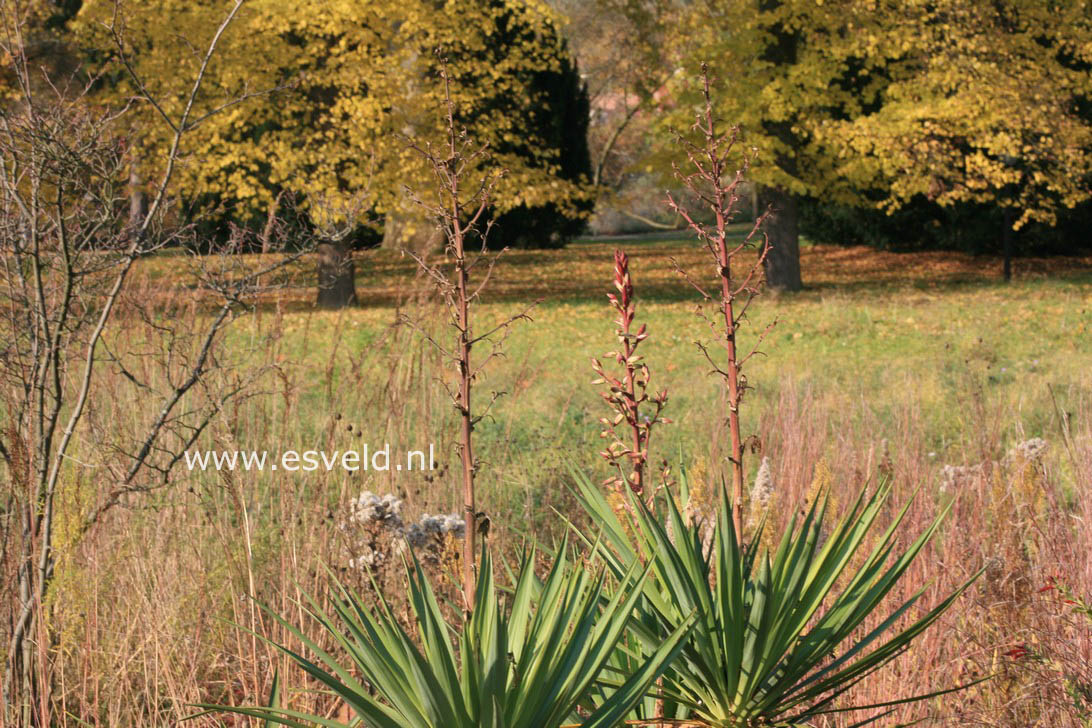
xmin=206 ymin=546 xmax=695 ymax=728
xmin=569 ymin=470 xmax=981 ymax=727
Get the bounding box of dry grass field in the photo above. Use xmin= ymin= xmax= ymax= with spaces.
xmin=26 ymin=235 xmax=1092 ymax=725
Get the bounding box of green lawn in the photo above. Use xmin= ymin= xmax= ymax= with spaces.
xmin=208 ymin=237 xmax=1092 ymax=534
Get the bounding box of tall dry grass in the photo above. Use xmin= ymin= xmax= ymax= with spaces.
xmin=32 ymin=287 xmax=461 ymax=725
xmin=743 ymin=379 xmax=1092 ymax=727
xmin=12 ymin=274 xmax=1091 ymax=727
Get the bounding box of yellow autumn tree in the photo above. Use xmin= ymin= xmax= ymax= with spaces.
xmin=72 ymin=0 xmax=591 ymax=251
xmin=819 ymin=0 xmax=1092 ymax=278
xmin=657 ymin=0 xmax=1092 ymax=287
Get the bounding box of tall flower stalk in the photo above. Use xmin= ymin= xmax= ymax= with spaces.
xmin=668 ymin=64 xmax=774 ymax=542
xmin=592 ymin=250 xmax=670 ymax=497
xmin=401 ymin=65 xmax=533 ymax=613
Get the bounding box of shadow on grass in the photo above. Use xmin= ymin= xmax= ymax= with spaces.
xmin=141 ymin=230 xmax=1092 ymax=313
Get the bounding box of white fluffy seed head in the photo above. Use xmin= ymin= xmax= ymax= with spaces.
xmin=751 ymin=457 xmax=774 ymax=507
xmin=348 ymin=491 xmax=404 ymax=526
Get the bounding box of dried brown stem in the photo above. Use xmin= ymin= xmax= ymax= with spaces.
xmin=402 ymin=62 xmax=530 ymax=617
xmin=0 ymin=2 xmax=314 ymax=718
xmin=667 ymin=63 xmax=773 ymax=543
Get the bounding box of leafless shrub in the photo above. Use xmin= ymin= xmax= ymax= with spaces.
xmin=0 ymin=2 xmax=306 ymax=722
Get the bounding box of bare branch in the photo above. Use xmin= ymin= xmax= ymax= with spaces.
xmin=668 ymin=63 xmax=774 ymax=542
xmin=397 ymin=60 xmax=530 ymax=616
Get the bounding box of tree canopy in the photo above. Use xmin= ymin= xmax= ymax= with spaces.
xmin=72 ymin=0 xmax=592 ymax=247
xmin=819 ymin=0 xmax=1092 ymax=232
xmin=624 ymin=0 xmax=1092 ymax=285
xmin=44 ymin=0 xmax=1092 ymax=266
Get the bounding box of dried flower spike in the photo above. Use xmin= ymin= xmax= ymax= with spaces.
xmin=592 ymin=250 xmax=670 ymax=497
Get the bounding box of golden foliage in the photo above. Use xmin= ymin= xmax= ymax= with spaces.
xmin=73 ymin=0 xmax=588 ymax=224
xmin=668 ymin=0 xmax=1092 ymax=230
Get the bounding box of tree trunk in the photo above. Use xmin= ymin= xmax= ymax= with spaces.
xmin=129 ymin=162 xmax=146 ymax=237
xmin=261 ymin=190 xmax=284 ymax=255
xmin=760 ymin=186 xmax=803 ymax=292
xmin=1002 ymin=207 xmax=1014 ymax=282
xmin=316 ymin=241 xmax=357 ymax=308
